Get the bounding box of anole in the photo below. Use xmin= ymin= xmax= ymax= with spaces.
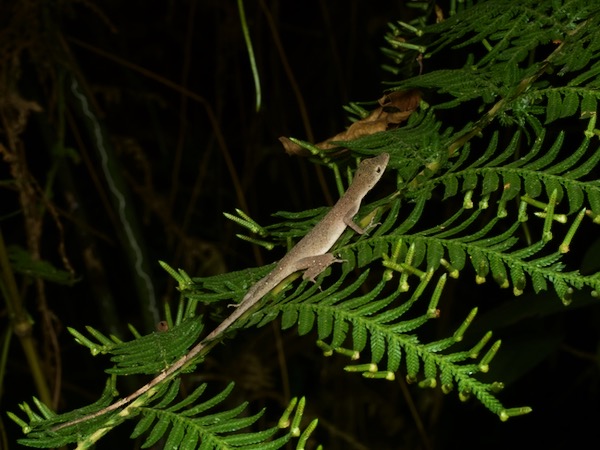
xmin=56 ymin=152 xmax=390 ymax=430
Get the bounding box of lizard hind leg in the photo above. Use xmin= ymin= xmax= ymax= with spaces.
xmin=300 ymin=253 xmax=345 ymax=283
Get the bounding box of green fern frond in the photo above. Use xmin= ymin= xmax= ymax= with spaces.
xmin=383 ymin=0 xmax=600 ymax=135
xmin=10 ymin=377 xmax=125 ymax=447
xmin=338 ymin=123 xmax=600 ymax=304
xmin=11 ymin=380 xmax=319 ymax=449
xmin=128 ymin=383 xmax=316 ymax=450
xmin=277 ymin=262 xmax=520 ymax=417
xmin=381 ymin=205 xmax=600 ymax=303
xmin=431 ymin=132 xmax=599 ymax=213
xmin=6 ymin=245 xmax=79 ymax=285
xmin=108 ymin=318 xmax=205 ymax=375
xmin=106 ymin=319 xmax=204 ymax=375
xmin=67 ymin=317 xmax=205 ymax=375
xmin=184 ymin=265 xmax=272 ymax=307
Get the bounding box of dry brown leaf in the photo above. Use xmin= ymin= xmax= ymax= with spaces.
xmin=280 ymin=89 xmax=420 ymax=155
xmin=279 ymin=136 xmax=308 ymax=156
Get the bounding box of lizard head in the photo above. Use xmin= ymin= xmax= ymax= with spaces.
xmin=353 ymin=152 xmax=390 ymax=190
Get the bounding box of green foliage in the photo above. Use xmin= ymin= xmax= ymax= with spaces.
xmin=9 ymin=379 xmax=317 ymax=449
xmin=9 ymin=0 xmax=600 ymax=447
xmin=68 ymin=317 xmax=205 ymax=375
xmin=7 ymin=245 xmax=78 ymax=286
xmin=128 ymin=382 xmax=308 ymax=450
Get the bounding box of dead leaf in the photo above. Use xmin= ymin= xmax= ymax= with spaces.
xmin=280 ymin=89 xmax=420 ymax=155
xmin=279 ymin=136 xmax=309 ymax=156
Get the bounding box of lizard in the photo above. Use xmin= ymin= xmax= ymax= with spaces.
xmin=55 ymin=152 xmax=390 ymax=430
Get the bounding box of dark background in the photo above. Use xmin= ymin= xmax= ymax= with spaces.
xmin=1 ymin=1 xmax=599 ymax=449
